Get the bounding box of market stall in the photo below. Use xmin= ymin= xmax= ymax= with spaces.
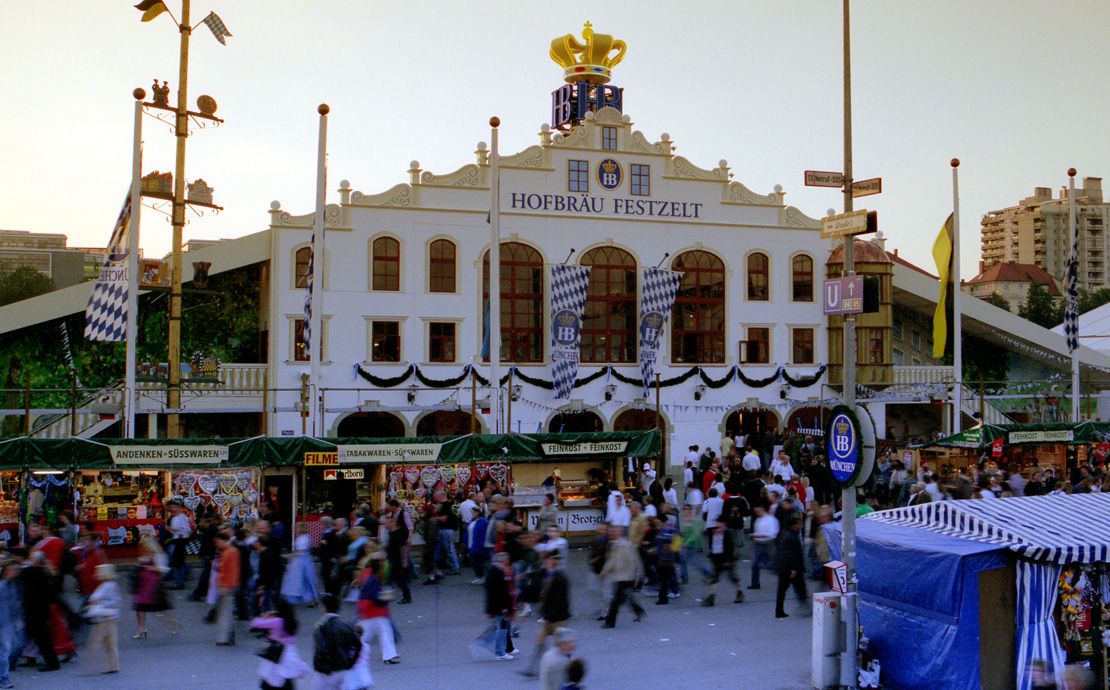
xmin=826 ymin=494 xmax=1110 ymax=690
xmin=77 ymin=469 xmax=165 ymax=549
xmin=912 ymin=421 xmax=1110 ymax=478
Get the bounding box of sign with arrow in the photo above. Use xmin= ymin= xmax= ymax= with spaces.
xmin=823 ymin=276 xmax=864 ymax=315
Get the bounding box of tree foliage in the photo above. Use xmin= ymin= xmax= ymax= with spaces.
xmin=982 ymin=291 xmax=1010 ymax=311
xmin=962 ymin=333 xmax=1010 ymax=392
xmin=1018 ymin=284 xmax=1063 ymax=328
xmin=0 ymin=267 xmax=55 ymax=306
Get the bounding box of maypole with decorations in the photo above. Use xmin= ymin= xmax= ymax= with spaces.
xmin=133 ymin=0 xmax=231 ymax=438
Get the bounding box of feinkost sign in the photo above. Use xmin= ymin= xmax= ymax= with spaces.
xmin=826 ymin=408 xmax=861 ymax=487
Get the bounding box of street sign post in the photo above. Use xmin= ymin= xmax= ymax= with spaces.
xmin=820 ymin=209 xmax=870 ymax=239
xmin=805 ymin=170 xmax=845 ymax=188
xmin=852 ymin=177 xmax=882 ymax=198
xmin=823 ymin=276 xmax=864 ymax=315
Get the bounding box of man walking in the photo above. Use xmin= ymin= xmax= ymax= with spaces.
xmin=702 ymin=524 xmax=743 ymax=606
xmin=432 ymin=490 xmax=461 ymax=581
xmin=601 ymin=526 xmax=644 ymax=628
xmin=521 ymin=550 xmax=570 ymax=677
xmin=312 ymin=593 xmax=365 ymax=690
xmin=472 ymin=552 xmax=516 ymax=661
xmin=539 ymin=628 xmax=577 ymax=690
xmin=774 ymin=514 xmax=808 ymax=619
xmin=214 ymin=532 xmax=240 ymax=645
xmin=749 ymin=502 xmax=779 ymax=590
xmin=167 ymin=500 xmax=192 ymax=589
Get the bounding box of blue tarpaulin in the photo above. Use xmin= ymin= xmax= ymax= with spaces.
xmin=825 ymin=520 xmax=1008 ymax=690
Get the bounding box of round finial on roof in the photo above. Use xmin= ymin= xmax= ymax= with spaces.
xmin=660 ymin=133 xmax=670 ymax=141
xmin=827 ymin=208 xmax=836 ymax=217
xmin=477 ymin=141 xmax=487 ymax=151
xmin=133 ymin=87 xmax=146 ymax=100
xmin=540 ymin=123 xmax=550 ymax=133
xmin=584 ymin=111 xmax=595 ymax=121
xmin=875 ymin=230 xmax=885 ymax=240
xmin=719 ymin=159 xmax=728 ymax=168
xmin=270 ymin=201 xmax=281 ymax=211
xmin=489 ymin=116 xmax=500 ymax=128
xmin=409 ymin=160 xmax=420 ymax=169
xmin=553 ymin=133 xmax=564 ymax=143
xmin=339 ymin=179 xmax=350 ymax=189
xmin=621 ymin=114 xmax=631 ymax=123
xmin=774 ymin=184 xmax=783 ymax=193
xmin=318 ymin=103 xmax=330 ymax=115
xmin=950 ymin=158 xmax=959 ymax=168
xmin=1068 ymin=167 xmax=1077 ymax=178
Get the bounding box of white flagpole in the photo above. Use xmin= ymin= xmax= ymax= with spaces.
xmin=489 ymin=116 xmax=502 ymax=434
xmin=951 ymin=159 xmax=962 ymax=432
xmin=1069 ymin=168 xmax=1080 ymax=422
xmin=125 ymin=88 xmax=144 ymax=439
xmin=311 ymin=104 xmax=329 ymax=436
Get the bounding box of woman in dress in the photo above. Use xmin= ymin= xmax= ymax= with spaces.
xmin=132 ymin=536 xmax=182 ymax=638
xmin=250 ymin=598 xmax=308 ymax=690
xmin=279 ymin=523 xmax=319 ymax=606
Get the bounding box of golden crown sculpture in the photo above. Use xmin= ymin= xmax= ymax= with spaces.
xmin=550 ymin=21 xmax=627 ymax=85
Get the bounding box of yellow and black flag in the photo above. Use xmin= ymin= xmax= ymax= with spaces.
xmin=134 ymin=0 xmax=168 ymax=22
xmin=931 ymin=214 xmax=954 ymax=359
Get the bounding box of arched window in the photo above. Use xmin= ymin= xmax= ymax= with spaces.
xmin=372 ymin=236 xmax=400 ymax=291
xmin=747 ymin=252 xmax=769 ymax=301
xmin=671 ymin=250 xmax=725 ymax=363
xmin=294 ymin=246 xmax=312 ymax=289
xmin=428 ymin=239 xmax=455 ymax=293
xmin=792 ymin=254 xmax=814 ymax=302
xmin=483 ymin=242 xmax=544 ymax=363
xmin=581 ymin=246 xmax=636 ymax=363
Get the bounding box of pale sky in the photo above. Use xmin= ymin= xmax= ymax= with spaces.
xmin=3 ymin=1 xmax=1109 ymax=280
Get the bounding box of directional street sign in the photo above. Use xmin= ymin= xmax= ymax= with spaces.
xmin=820 ymin=209 xmax=870 ymax=239
xmin=823 ymin=276 xmax=864 ymax=315
xmin=852 ymin=177 xmax=882 ymax=198
xmin=805 ymin=170 xmax=845 ymax=188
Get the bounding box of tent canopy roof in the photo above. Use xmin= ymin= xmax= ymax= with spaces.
xmin=863 ymin=494 xmax=1110 ymax=564
xmin=912 ymin=420 xmax=1110 ymax=449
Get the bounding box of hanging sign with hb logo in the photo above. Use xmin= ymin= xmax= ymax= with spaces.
xmin=550 ymin=265 xmax=592 ymax=399
xmin=638 ymin=268 xmax=684 ymax=397
xmin=826 ymin=405 xmax=863 ymax=487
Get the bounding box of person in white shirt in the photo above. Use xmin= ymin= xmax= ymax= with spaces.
xmin=459 ymin=492 xmax=479 ymax=524
xmin=719 ymin=434 xmax=734 ymax=458
xmin=702 ymin=488 xmax=725 ymax=529
xmin=683 ymin=445 xmax=700 ymax=468
xmin=741 ymin=448 xmax=762 ymax=474
xmin=749 ymin=504 xmax=779 ymax=589
xmin=764 ymin=481 xmax=786 ymax=502
xmin=924 ymin=475 xmax=944 ymax=502
xmin=167 ymin=501 xmax=192 ymax=589
xmin=769 ymin=451 xmax=795 ymax=483
xmin=1007 ymin=472 xmax=1026 ymax=497
xmin=535 ymin=526 xmax=569 ymax=564
xmin=662 ymin=478 xmax=679 ymax=511
xmin=682 ymin=462 xmax=695 ymax=492
xmin=640 ymin=463 xmax=657 ymax=494
xmin=685 ymin=483 xmax=704 ymax=516
xmin=606 ymin=492 xmax=631 ymax=527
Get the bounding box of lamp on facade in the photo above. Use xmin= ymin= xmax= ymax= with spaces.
xmin=407 ymin=384 xmax=419 ymax=404
xmin=604 ymin=384 xmax=617 ymax=401
xmin=694 ymin=383 xmax=707 ymax=401
xmin=191 ymin=261 xmax=211 ymax=289
xmin=511 ymin=384 xmax=522 ymax=402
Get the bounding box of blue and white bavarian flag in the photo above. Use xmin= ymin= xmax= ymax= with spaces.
xmin=1064 ymin=214 xmax=1080 ymax=353
xmin=639 ymin=267 xmax=683 ymax=397
xmin=550 ymin=265 xmax=592 ymax=399
xmin=303 ymin=239 xmax=314 ymax=351
xmin=84 ymin=195 xmax=132 ymax=341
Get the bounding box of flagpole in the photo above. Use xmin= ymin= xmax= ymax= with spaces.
xmin=166 ymin=0 xmax=190 ymax=438
xmin=1069 ymin=167 xmax=1080 ymax=423
xmin=311 ymin=104 xmax=329 ymax=436
xmin=125 ymin=88 xmax=145 ymax=439
xmin=951 ymin=159 xmax=962 ymax=432
xmin=489 ymin=116 xmax=502 ymax=434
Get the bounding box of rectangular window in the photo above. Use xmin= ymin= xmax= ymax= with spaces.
xmin=568 ymin=160 xmax=589 ymax=193
xmin=892 ymin=317 xmax=903 ymax=341
xmin=428 ymin=322 xmax=456 ymax=363
xmin=911 ymin=329 xmax=920 ymax=350
xmin=293 ymin=319 xmax=324 ymax=362
xmin=601 ymin=126 xmax=618 ymax=151
xmin=791 ymin=328 xmax=814 ymax=364
xmin=743 ymin=327 xmax=770 ymax=364
xmin=630 ymin=164 xmax=650 ymax=197
xmin=893 ymin=348 xmax=904 ymax=365
xmin=371 ymin=321 xmax=401 ymax=362
xmin=857 ymin=328 xmax=885 ymax=365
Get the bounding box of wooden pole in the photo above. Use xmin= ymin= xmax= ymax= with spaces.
xmin=22 ymin=370 xmax=30 ymax=436
xmin=979 ymin=375 xmax=985 ymax=424
xmin=655 ymin=372 xmax=663 ymax=475
xmin=70 ymin=369 xmax=78 ymax=437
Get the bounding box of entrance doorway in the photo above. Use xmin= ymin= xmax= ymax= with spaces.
xmin=336 ymin=411 xmax=406 ymax=437
xmin=416 ymin=410 xmax=481 ymax=436
xmin=548 ymin=409 xmax=604 ymax=432
xmin=723 ymin=408 xmax=779 ymax=439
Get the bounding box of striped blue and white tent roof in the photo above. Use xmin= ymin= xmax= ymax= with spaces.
xmin=863 ymin=494 xmax=1110 ymax=564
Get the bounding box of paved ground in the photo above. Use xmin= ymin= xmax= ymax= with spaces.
xmin=15 ymin=545 xmax=814 ymax=690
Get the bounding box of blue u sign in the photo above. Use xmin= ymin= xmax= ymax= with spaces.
xmin=826 ymin=407 xmax=860 ymax=486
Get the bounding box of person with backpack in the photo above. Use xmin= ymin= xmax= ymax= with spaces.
xmin=311 ymin=593 xmax=367 ymax=690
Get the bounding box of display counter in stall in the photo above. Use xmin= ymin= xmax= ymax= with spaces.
xmin=76 ymin=470 xmax=166 ymax=550
xmin=0 ymin=471 xmax=20 ymax=544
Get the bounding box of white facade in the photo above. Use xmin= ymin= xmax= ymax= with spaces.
xmin=266 ymin=108 xmax=832 ymax=464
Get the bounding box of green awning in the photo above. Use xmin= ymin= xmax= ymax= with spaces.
xmin=912 ymin=421 xmax=1110 ymax=449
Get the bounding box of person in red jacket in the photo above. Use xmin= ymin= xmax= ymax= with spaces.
xmin=74 ymin=527 xmax=108 ymax=600
xmin=356 ymin=553 xmax=399 ymax=664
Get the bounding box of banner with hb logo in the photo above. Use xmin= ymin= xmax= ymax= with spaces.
xmin=550 ymin=264 xmax=592 ymax=399
xmin=639 ymin=267 xmax=684 ymax=397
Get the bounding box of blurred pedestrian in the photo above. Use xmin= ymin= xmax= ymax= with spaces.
xmin=311 ymin=593 xmax=365 ymax=690
xmin=215 ymin=532 xmax=241 ymax=646
xmin=132 ymin=536 xmax=182 ymax=638
xmin=280 ymin=523 xmax=319 ymax=606
xmin=355 ymin=553 xmax=399 ymax=665
xmin=251 ymin=598 xmax=309 ymax=690
xmin=84 ymin=563 xmax=121 ymax=675
xmin=774 ymin=514 xmax=808 ymax=619
xmin=539 ymin=628 xmax=577 ymax=690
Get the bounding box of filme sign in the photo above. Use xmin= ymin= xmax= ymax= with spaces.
xmin=110 ymin=445 xmax=228 ymax=465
